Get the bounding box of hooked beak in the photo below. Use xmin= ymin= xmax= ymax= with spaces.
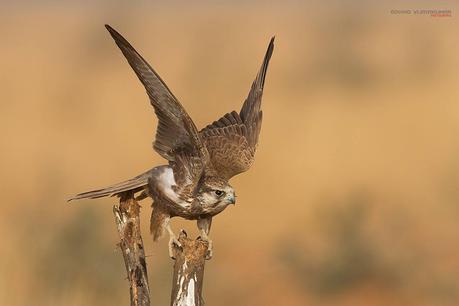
xmin=227 ymin=194 xmax=236 ymax=205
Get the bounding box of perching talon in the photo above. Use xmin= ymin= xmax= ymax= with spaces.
xmin=168 ymin=235 xmax=182 ymax=259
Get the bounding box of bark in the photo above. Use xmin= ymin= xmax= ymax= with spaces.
xmin=113 ymin=191 xmax=151 ymax=306
xmin=170 ymin=231 xmax=208 ymax=306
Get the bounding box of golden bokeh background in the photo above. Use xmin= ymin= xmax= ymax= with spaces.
xmin=1 ymin=1 xmax=458 ymax=305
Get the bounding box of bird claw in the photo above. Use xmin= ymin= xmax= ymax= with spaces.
xmin=197 ymin=235 xmax=213 ymax=260
xmin=168 ymin=235 xmax=182 ymax=260
xmin=205 ymin=247 xmax=213 ymax=260
xmin=179 ymin=229 xmax=188 ymax=238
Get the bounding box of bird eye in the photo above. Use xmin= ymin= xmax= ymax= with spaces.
xmin=214 ymin=190 xmax=224 ymax=197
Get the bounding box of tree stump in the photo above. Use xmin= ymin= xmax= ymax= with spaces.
xmin=170 ymin=231 xmax=208 ymax=306
xmin=112 ymin=193 xmax=209 ymax=306
xmin=113 ymin=192 xmax=151 ymax=306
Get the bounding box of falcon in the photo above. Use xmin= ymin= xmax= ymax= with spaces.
xmin=70 ymin=25 xmax=274 ymax=259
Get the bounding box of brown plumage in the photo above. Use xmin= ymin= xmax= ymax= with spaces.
xmin=69 ymin=25 xmax=274 ymax=258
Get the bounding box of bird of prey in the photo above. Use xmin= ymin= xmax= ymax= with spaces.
xmin=70 ymin=25 xmax=274 ymax=259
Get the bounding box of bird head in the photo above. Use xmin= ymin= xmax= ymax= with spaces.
xmin=196 ymin=177 xmax=236 ymax=208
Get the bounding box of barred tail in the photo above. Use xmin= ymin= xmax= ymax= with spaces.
xmin=68 ymin=169 xmax=152 ymax=201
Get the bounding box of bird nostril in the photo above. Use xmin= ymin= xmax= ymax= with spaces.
xmin=226 ymin=194 xmax=236 ymax=204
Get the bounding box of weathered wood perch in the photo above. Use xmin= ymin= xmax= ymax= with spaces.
xmin=170 ymin=231 xmax=208 ymax=306
xmin=113 ymin=192 xmax=151 ymax=306
xmin=113 ymin=192 xmax=208 ymax=306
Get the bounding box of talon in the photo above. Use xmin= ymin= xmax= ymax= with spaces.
xmin=165 ymin=221 xmax=182 ymax=259
xmin=198 ymin=236 xmax=213 ymax=260
xmin=205 ymin=240 xmax=213 ymax=260
xmin=168 ymin=236 xmax=182 ymax=259
xmin=205 ymin=248 xmax=213 ymax=260
xmin=174 ymin=239 xmax=182 ymax=248
xmin=171 ymin=236 xmax=182 ymax=249
xmin=197 ymin=218 xmax=213 ymax=259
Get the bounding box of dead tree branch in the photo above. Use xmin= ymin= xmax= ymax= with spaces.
xmin=112 ymin=193 xmax=209 ymax=305
xmin=113 ymin=192 xmax=151 ymax=306
xmin=170 ymin=231 xmax=208 ymax=306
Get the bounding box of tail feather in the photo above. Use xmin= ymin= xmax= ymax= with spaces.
xmin=68 ymin=169 xmax=152 ymax=201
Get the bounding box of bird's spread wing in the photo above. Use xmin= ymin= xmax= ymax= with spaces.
xmin=106 ymin=25 xmax=209 ymax=189
xmin=200 ymin=37 xmax=274 ymax=180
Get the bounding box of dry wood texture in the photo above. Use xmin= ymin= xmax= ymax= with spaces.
xmin=113 ymin=193 xmax=209 ymax=305
xmin=113 ymin=192 xmax=151 ymax=306
xmin=170 ymin=231 xmax=208 ymax=306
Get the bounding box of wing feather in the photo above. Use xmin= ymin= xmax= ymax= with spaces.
xmin=105 ymin=25 xmax=208 ymax=189
xmin=200 ymin=37 xmax=274 ymax=179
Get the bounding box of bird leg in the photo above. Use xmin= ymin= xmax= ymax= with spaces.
xmin=198 ymin=230 xmax=213 ymax=260
xmin=166 ymin=221 xmax=182 ymax=259
xmin=197 ymin=218 xmax=213 ymax=260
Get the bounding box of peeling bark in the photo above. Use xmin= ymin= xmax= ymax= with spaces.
xmin=170 ymin=231 xmax=208 ymax=306
xmin=113 ymin=192 xmax=151 ymax=306
xmin=112 ymin=193 xmax=209 ymax=306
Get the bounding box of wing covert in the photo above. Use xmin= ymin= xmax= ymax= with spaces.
xmin=200 ymin=37 xmax=274 ymax=179
xmin=105 ymin=25 xmax=209 ymax=189
xmin=105 ymin=25 xmax=208 ymax=164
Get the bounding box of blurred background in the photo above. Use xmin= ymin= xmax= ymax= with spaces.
xmin=1 ymin=1 xmax=458 ymax=305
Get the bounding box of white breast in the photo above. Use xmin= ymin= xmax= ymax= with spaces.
xmin=157 ymin=167 xmax=191 ymax=208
